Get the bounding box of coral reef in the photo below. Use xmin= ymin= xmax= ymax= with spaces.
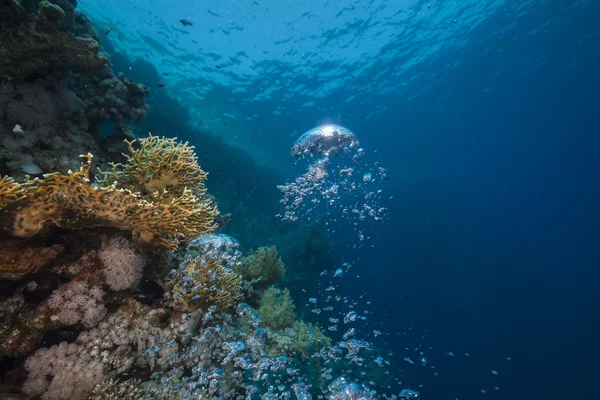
xmin=0 ymin=235 xmax=64 ymax=279
xmin=96 ymin=135 xmax=208 ymax=200
xmin=0 ymin=151 xmax=338 ymax=400
xmin=47 ymin=280 xmax=106 ymax=328
xmin=0 ymin=136 xmax=217 ymax=250
xmin=268 ymin=320 xmax=332 ymax=360
xmin=239 ymin=245 xmax=286 ymax=290
xmin=0 ymin=0 xmax=108 ymax=81
xmin=254 ymin=287 xmax=331 ymax=360
xmin=169 ymin=257 xmax=241 ymax=313
xmin=23 ymin=342 xmax=104 ymax=400
xmin=98 ymin=236 xmax=145 ymax=291
xmin=0 ymin=0 xmax=149 ymax=179
xmin=182 ymin=233 xmax=243 ymax=270
xmin=257 ymin=287 xmax=296 ymax=331
xmin=0 ymin=73 xmax=149 ymax=178
xmin=0 ymin=3 xmax=354 ymax=399
xmin=0 ymin=290 xmax=67 ymax=357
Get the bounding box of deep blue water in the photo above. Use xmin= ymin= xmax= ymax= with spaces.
xmin=84 ymin=0 xmax=599 ymax=398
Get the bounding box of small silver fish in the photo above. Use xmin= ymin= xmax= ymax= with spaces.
xmin=12 ymin=124 xmax=25 ymax=134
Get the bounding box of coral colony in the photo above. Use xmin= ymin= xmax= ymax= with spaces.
xmin=0 ymin=1 xmax=408 ymax=400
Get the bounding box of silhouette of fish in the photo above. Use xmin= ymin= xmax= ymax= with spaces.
xmin=180 ymin=19 xmax=193 ymax=27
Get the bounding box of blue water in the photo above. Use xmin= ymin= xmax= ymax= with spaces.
xmin=82 ymin=0 xmax=599 ymax=399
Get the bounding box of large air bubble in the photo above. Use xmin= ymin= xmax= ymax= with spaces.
xmin=291 ymin=124 xmax=359 ymax=158
xmin=278 ymin=124 xmax=390 ymax=246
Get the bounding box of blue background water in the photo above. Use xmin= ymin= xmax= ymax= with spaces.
xmin=81 ymin=0 xmax=599 ymax=399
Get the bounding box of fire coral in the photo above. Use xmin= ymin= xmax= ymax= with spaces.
xmin=0 ymin=136 xmax=217 ymax=250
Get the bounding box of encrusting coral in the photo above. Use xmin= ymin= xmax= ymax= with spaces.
xmin=0 ymin=235 xmax=64 ymax=279
xmin=0 ymin=136 xmax=218 ymax=250
xmin=0 ymin=0 xmax=108 ymax=81
xmin=1 ymin=0 xmax=149 ymax=179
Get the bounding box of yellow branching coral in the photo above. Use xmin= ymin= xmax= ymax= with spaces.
xmin=171 ymin=258 xmax=241 ymax=313
xmin=0 ymin=138 xmax=218 ymax=250
xmin=97 ymin=134 xmax=207 ymax=200
xmin=0 ymin=175 xmax=26 ymax=205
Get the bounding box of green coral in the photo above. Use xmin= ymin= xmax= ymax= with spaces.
xmin=267 ymin=321 xmax=331 ymax=360
xmin=257 ymin=287 xmax=296 ymax=330
xmin=292 ymin=320 xmax=331 ymax=359
xmin=239 ymin=246 xmax=286 ymax=290
xmin=255 ymin=287 xmax=332 ymax=360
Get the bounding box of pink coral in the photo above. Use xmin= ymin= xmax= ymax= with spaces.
xmin=47 ymin=280 xmax=106 ymax=328
xmin=98 ymin=237 xmax=145 ymax=291
xmin=23 ymin=342 xmax=103 ymax=400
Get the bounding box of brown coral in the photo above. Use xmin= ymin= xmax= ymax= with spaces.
xmin=0 ymin=297 xmax=65 ymax=357
xmin=96 ymin=134 xmax=208 ymax=200
xmin=0 ymin=150 xmax=217 ymax=250
xmin=0 ymin=175 xmax=25 ymax=203
xmin=171 ymin=258 xmax=241 ymax=313
xmin=0 ymin=239 xmax=64 ymax=280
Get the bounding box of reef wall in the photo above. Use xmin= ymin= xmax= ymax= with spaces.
xmin=0 ymin=1 xmax=341 ymax=399
xmin=1 ymin=0 xmax=148 ymax=178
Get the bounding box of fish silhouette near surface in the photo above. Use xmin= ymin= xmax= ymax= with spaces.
xmin=180 ymin=19 xmax=193 ymax=27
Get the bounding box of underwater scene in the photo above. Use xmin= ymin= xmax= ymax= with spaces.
xmin=0 ymin=0 xmax=599 ymax=399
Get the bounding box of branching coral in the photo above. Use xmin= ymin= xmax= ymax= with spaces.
xmin=96 ymin=134 xmax=208 ymax=200
xmin=0 ymin=136 xmax=218 ymax=250
xmin=240 ymin=246 xmax=286 ymax=290
xmin=0 ymin=175 xmax=25 ymax=203
xmin=170 ymin=257 xmax=241 ymax=313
